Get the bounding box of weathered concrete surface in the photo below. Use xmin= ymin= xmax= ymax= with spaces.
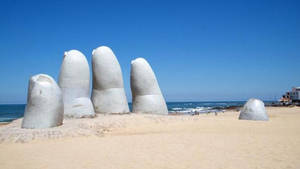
xmin=239 ymin=98 xmax=269 ymax=121
xmin=91 ymin=46 xmax=129 ymax=114
xmin=58 ymin=50 xmax=95 ymax=118
xmin=130 ymin=58 xmax=168 ymax=115
xmin=22 ymin=74 xmax=64 ymax=129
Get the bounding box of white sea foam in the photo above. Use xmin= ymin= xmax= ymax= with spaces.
xmin=171 ymin=108 xmax=183 ymax=110
xmin=169 ymin=106 xmax=224 ymax=114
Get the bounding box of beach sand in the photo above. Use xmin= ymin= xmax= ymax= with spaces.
xmin=0 ymin=107 xmax=299 ymax=169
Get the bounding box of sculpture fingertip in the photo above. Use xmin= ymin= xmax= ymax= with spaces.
xmin=131 ymin=57 xmax=145 ymax=65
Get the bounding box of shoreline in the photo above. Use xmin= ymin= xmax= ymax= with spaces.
xmin=1 ymin=104 xmax=299 ymax=123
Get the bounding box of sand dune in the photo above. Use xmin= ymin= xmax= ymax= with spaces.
xmin=0 ymin=107 xmax=300 ymax=169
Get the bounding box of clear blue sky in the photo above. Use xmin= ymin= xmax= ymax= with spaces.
xmin=0 ymin=0 xmax=299 ymax=103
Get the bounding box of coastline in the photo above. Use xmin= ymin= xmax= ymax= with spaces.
xmin=0 ymin=107 xmax=300 ymax=169
xmin=0 ymin=101 xmax=290 ymax=123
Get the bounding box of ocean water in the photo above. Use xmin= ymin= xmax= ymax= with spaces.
xmin=0 ymin=104 xmax=26 ymax=122
xmin=0 ymin=101 xmax=277 ymax=122
xmin=166 ymin=101 xmax=243 ymax=114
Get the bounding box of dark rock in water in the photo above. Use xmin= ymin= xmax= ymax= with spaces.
xmin=224 ymin=106 xmax=241 ymax=112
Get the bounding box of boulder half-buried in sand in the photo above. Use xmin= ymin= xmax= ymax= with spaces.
xmin=91 ymin=46 xmax=129 ymax=114
xmin=58 ymin=50 xmax=95 ymax=118
xmin=239 ymin=98 xmax=269 ymax=121
xmin=22 ymin=74 xmax=64 ymax=129
xmin=130 ymin=58 xmax=168 ymax=115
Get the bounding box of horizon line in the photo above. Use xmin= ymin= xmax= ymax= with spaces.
xmin=0 ymin=100 xmax=279 ymax=105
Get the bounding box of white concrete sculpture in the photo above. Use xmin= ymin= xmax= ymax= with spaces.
xmin=58 ymin=50 xmax=95 ymax=118
xmin=91 ymin=46 xmax=129 ymax=114
xmin=130 ymin=58 xmax=168 ymax=115
xmin=239 ymin=98 xmax=269 ymax=121
xmin=22 ymin=74 xmax=64 ymax=129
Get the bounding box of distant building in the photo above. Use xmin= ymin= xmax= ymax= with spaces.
xmin=290 ymin=87 xmax=300 ymax=102
xmin=280 ymin=87 xmax=300 ymax=104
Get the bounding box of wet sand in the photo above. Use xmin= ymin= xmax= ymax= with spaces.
xmin=0 ymin=107 xmax=299 ymax=169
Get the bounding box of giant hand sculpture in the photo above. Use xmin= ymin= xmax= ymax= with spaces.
xmin=22 ymin=74 xmax=64 ymax=128
xmin=58 ymin=50 xmax=95 ymax=118
xmin=130 ymin=58 xmax=168 ymax=115
xmin=91 ymin=46 xmax=129 ymax=114
xmin=239 ymin=98 xmax=269 ymax=121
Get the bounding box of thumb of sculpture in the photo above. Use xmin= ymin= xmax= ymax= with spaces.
xmin=130 ymin=58 xmax=168 ymax=115
xmin=22 ymin=74 xmax=64 ymax=129
xmin=239 ymin=98 xmax=269 ymax=121
xmin=91 ymin=46 xmax=129 ymax=114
